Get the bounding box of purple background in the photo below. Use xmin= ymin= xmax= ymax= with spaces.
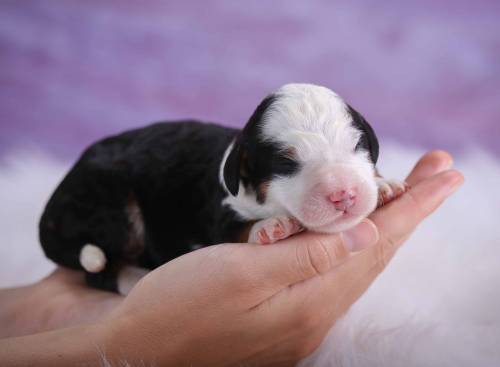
xmin=1 ymin=0 xmax=499 ymax=161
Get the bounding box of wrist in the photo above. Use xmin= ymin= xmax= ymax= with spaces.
xmin=0 ymin=323 xmax=107 ymax=366
xmin=99 ymin=314 xmax=183 ymax=366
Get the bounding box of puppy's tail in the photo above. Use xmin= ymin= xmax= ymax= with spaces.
xmin=79 ymin=244 xmax=107 ymax=273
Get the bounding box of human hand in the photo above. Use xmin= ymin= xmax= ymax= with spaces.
xmin=0 ymin=267 xmax=123 ymax=338
xmin=98 ymin=151 xmax=463 ymax=366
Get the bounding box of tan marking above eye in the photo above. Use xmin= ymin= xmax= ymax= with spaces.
xmin=284 ymin=147 xmax=297 ymax=159
xmin=259 ymin=181 xmax=270 ymax=195
xmin=257 ymin=181 xmax=270 ymax=203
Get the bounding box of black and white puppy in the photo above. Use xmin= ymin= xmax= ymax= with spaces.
xmin=39 ymin=83 xmax=405 ymax=293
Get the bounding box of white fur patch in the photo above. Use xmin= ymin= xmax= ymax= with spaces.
xmin=79 ymin=244 xmax=106 ymax=273
xmin=222 ymin=181 xmax=286 ymax=220
xmin=219 ymin=140 xmax=235 ymax=195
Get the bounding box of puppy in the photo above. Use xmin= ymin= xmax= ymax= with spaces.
xmin=39 ymin=83 xmax=405 ymax=293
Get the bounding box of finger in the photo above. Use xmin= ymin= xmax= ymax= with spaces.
xmin=406 ymin=150 xmax=453 ymax=186
xmin=233 ymin=220 xmax=378 ymax=298
xmin=372 ymin=169 xmax=464 ymax=244
xmin=252 ymin=240 xmax=387 ymax=334
xmin=317 ymin=249 xmax=389 ymax=320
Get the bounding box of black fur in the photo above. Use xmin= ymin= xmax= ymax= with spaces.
xmin=39 ymin=120 xmax=248 ymax=291
xmin=348 ymin=104 xmax=379 ymax=164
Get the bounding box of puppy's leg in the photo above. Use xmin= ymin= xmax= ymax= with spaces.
xmin=376 ymin=177 xmax=409 ymax=207
xmin=248 ymin=216 xmax=304 ymax=245
xmin=79 ymin=244 xmax=121 ymax=292
xmin=85 ymin=266 xmax=121 ymax=293
xmin=85 ymin=263 xmax=148 ymax=295
xmin=116 ymin=265 xmax=149 ymax=295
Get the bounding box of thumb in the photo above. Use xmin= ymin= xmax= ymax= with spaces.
xmin=239 ymin=219 xmax=379 ymax=297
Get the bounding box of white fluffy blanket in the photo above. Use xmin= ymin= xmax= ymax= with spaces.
xmin=1 ymin=144 xmax=499 ymax=366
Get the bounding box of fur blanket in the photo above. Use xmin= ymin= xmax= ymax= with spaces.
xmin=1 ymin=143 xmax=499 ymax=366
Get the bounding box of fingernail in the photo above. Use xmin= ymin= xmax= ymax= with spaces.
xmin=341 ymin=219 xmax=379 ymax=252
xmin=441 ymin=170 xmax=464 ymax=197
xmin=439 ymin=158 xmax=453 ymax=172
xmin=436 ymin=151 xmax=454 ymax=171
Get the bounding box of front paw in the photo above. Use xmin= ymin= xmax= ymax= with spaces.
xmin=376 ymin=178 xmax=409 ymax=207
xmin=248 ymin=216 xmax=304 ymax=245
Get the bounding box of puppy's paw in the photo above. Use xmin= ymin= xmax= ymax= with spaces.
xmin=376 ymin=178 xmax=409 ymax=207
xmin=248 ymin=216 xmax=304 ymax=245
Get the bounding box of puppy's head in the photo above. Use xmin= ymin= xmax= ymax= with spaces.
xmin=220 ymin=83 xmax=379 ymax=233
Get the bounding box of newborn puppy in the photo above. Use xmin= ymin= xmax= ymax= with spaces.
xmin=39 ymin=83 xmax=405 ymax=293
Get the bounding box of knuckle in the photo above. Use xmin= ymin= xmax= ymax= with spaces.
xmin=301 ymin=238 xmax=334 ymax=276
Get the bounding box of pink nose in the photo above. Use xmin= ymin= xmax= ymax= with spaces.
xmin=327 ymin=189 xmax=357 ymax=211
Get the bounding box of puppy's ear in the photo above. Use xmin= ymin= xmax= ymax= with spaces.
xmin=223 ymin=93 xmax=275 ymax=196
xmin=223 ymin=141 xmax=242 ymax=196
xmin=348 ymin=104 xmax=379 ymax=164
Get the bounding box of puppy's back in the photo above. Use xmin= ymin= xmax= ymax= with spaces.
xmin=39 ymin=120 xmax=238 ymax=271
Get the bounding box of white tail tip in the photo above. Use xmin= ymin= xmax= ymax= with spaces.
xmin=80 ymin=244 xmax=107 ymax=273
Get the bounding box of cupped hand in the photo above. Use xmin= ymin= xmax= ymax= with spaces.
xmin=97 ymin=150 xmax=463 ymax=366
xmin=0 ymin=267 xmax=123 ymax=338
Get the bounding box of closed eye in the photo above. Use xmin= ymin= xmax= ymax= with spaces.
xmin=272 ymin=154 xmax=300 ymax=177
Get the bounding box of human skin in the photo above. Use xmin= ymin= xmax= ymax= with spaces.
xmin=0 ymin=151 xmax=463 ymax=366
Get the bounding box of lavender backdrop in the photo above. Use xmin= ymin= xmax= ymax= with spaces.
xmin=1 ymin=0 xmax=499 ymax=161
